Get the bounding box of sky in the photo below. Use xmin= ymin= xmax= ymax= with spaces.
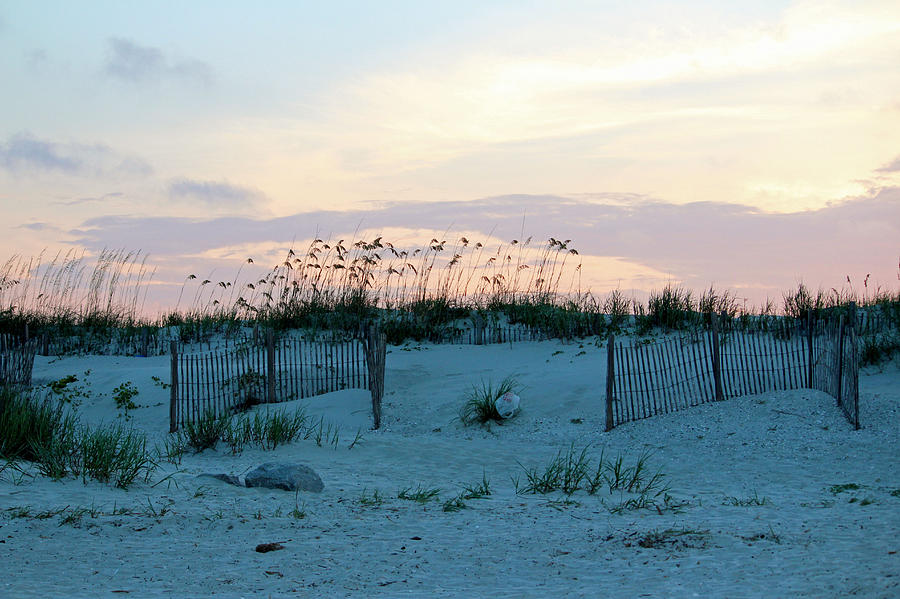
xmin=1 ymin=0 xmax=898 ymax=312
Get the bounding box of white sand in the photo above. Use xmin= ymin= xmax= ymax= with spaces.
xmin=2 ymin=339 xmax=898 ymax=598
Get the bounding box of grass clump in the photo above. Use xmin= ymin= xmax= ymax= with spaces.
xmin=358 ymin=488 xmax=385 ymax=507
xmin=0 ymin=387 xmax=155 ymax=488
xmin=173 ymin=406 xmax=334 ymax=455
xmin=182 ymin=409 xmax=231 ymax=452
xmin=860 ymin=332 xmax=900 ymax=366
xmin=75 ymin=424 xmax=154 ymax=488
xmin=461 ymin=472 xmax=492 ymax=500
xmin=442 ymin=494 xmax=467 ymax=512
xmin=515 ymin=445 xmax=679 ymax=513
xmin=517 ymin=443 xmax=593 ymax=495
xmin=783 ymin=282 xmax=827 ymax=322
xmin=646 ymin=284 xmax=695 ymax=330
xmin=459 ymin=376 xmax=519 ymax=427
xmin=0 ymin=388 xmax=74 ymax=462
xmin=398 ymin=485 xmax=441 ymax=503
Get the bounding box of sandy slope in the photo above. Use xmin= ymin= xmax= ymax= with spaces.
xmin=2 ymin=339 xmax=898 ymax=598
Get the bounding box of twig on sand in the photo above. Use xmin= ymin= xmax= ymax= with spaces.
xmin=773 ymin=409 xmax=806 ymax=419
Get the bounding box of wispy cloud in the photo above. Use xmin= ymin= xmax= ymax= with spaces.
xmin=52 ymin=192 xmax=125 ymax=206
xmin=0 ymin=134 xmax=81 ymax=173
xmin=17 ymin=222 xmax=55 ymax=232
xmin=168 ymin=178 xmax=264 ymax=208
xmin=0 ymin=133 xmax=152 ymax=178
xmin=105 ymin=37 xmax=212 ymax=86
xmin=876 ymin=156 xmax=900 ymax=173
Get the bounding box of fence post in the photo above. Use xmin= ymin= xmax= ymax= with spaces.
xmin=140 ymin=327 xmax=149 ymax=357
xmin=266 ymin=329 xmax=276 ymax=404
xmin=711 ymin=312 xmax=724 ymax=401
xmin=472 ymin=312 xmax=485 ymax=345
xmin=806 ymin=312 xmax=814 ymax=388
xmin=847 ymin=301 xmax=859 ymax=429
xmin=835 ymin=314 xmax=845 ymax=408
xmin=605 ymin=334 xmax=615 ymax=432
xmin=169 ymin=340 xmax=178 ymax=433
xmin=366 ymin=324 xmax=386 ymax=429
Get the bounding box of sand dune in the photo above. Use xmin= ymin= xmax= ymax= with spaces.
xmin=2 ymin=339 xmax=898 ymax=597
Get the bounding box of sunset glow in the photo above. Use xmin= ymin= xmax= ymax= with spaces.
xmin=1 ymin=0 xmax=898 ymax=310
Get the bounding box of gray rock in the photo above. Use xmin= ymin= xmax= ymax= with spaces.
xmin=197 ymin=473 xmax=244 ymax=487
xmin=244 ymin=462 xmax=324 ymax=493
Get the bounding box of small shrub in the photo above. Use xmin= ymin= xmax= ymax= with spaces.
xmin=112 ymin=381 xmax=139 ymax=413
xmin=151 ymin=376 xmax=171 ymax=390
xmin=48 ymin=374 xmax=80 ymax=401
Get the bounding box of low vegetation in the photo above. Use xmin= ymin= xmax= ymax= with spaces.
xmin=459 ymin=375 xmax=520 ymax=427
xmin=513 ymin=444 xmax=683 ymax=514
xmin=0 ymin=387 xmax=155 ymax=489
xmin=2 ymin=237 xmax=895 ymax=350
xmin=166 ymin=406 xmax=342 ymax=458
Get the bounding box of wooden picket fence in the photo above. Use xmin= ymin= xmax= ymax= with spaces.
xmin=0 ymin=336 xmax=38 ymax=388
xmin=169 ymin=328 xmax=387 ymax=432
xmin=604 ymin=309 xmax=861 ymax=431
xmin=810 ymin=316 xmax=860 ymax=429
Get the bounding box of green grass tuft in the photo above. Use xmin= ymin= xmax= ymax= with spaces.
xmin=459 ymin=376 xmax=519 ymax=427
xmin=398 ymin=485 xmax=441 ymax=503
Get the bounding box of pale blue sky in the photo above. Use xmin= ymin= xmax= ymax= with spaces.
xmin=1 ymin=0 xmax=898 ymax=309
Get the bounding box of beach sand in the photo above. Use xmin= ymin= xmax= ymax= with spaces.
xmin=2 ymin=339 xmax=898 ymax=597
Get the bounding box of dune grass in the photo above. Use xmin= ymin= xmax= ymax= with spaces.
xmin=170 ymin=405 xmax=338 ymax=456
xmin=514 ymin=445 xmax=675 ymax=513
xmin=0 ymin=387 xmax=156 ymax=488
xmin=459 ymin=375 xmax=520 ymax=427
xmin=1 ymin=236 xmax=897 ymax=350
